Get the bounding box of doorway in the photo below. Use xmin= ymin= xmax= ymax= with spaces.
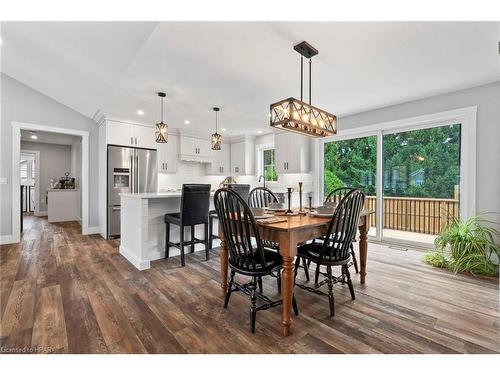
xmin=11 ymin=122 xmax=90 ymax=243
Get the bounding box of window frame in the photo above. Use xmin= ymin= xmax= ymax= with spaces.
xmin=256 ymin=142 xmax=278 ymax=185
xmin=317 ymin=106 xmax=477 ymax=248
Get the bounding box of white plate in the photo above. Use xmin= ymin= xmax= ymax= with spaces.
xmin=265 ymin=207 xmax=286 ymax=212
xmin=309 ymin=211 xmax=334 ymax=217
xmin=254 ymin=214 xmax=274 ymax=219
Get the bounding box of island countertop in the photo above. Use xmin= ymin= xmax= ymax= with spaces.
xmin=120 ymin=191 xmax=215 ymax=199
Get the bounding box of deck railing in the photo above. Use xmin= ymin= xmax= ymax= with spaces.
xmin=364 ymin=196 xmax=459 ymax=235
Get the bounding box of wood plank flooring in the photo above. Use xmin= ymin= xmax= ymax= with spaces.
xmin=0 ymin=215 xmax=498 ymax=353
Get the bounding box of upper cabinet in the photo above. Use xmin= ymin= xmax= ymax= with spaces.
xmin=206 ymin=143 xmax=230 ymax=175
xmin=105 ymin=120 xmax=156 ymax=150
xmin=179 ymin=135 xmax=211 ymax=163
xmin=157 ymin=135 xmax=178 ymax=174
xmin=230 ymin=136 xmax=255 ymax=176
xmin=275 ymin=132 xmax=310 ymax=174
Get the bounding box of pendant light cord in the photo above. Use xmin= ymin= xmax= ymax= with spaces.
xmin=215 ymin=110 xmax=218 ymax=133
xmin=161 ymin=96 xmax=164 ymax=123
xmin=309 ymin=58 xmax=312 ymax=105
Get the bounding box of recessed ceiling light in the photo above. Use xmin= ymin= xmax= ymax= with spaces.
xmin=137 ymin=110 xmax=144 ymax=116
xmin=30 ymin=133 xmax=38 ymax=140
xmin=184 ymin=120 xmax=190 ymax=125
xmin=268 ymin=114 xmax=271 ymax=118
xmin=221 ymin=128 xmax=226 ymax=132
xmin=257 ymin=130 xmax=262 ymax=134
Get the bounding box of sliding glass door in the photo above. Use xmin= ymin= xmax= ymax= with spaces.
xmin=323 ymin=135 xmax=377 ymax=236
xmin=382 ymin=124 xmax=461 ymax=244
xmin=322 ymin=122 xmax=463 ymax=246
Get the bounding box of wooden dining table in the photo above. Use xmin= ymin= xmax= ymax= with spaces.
xmin=219 ymin=209 xmax=374 ymax=336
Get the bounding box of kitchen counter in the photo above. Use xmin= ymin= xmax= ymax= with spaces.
xmin=120 ymin=191 xmax=215 ymax=199
xmin=119 ymin=192 xmax=216 ymax=270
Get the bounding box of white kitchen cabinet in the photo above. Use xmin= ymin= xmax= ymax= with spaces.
xmin=206 ymin=143 xmax=230 ymax=175
xmin=106 ymin=120 xmax=133 ymax=147
xmin=230 ymin=136 xmax=255 ymax=176
xmin=157 ymin=135 xmax=178 ymax=173
xmin=133 ymin=125 xmax=156 ymax=149
xmin=105 ymin=120 xmax=156 ymax=149
xmin=179 ymin=136 xmax=211 ymax=162
xmin=274 ymin=132 xmax=310 ymax=174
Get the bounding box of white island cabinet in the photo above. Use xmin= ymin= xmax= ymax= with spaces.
xmin=119 ymin=192 xmax=215 ymax=270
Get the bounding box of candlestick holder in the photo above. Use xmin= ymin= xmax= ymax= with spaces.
xmin=298 ymin=182 xmax=303 ymax=212
xmin=286 ymin=187 xmax=294 ymax=214
xmin=308 ymin=196 xmax=313 ymax=211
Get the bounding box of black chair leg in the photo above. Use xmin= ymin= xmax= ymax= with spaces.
xmin=344 ymin=265 xmax=356 ymax=300
xmin=208 ymin=216 xmax=213 ymax=250
xmin=326 ymin=265 xmax=335 ymax=317
xmin=249 ymin=277 xmax=257 ymax=333
xmin=292 ymin=294 xmax=299 ymax=316
xmin=276 ymin=269 xmax=281 ymax=295
xmin=165 ymin=223 xmax=170 ymax=258
xmin=293 ymin=257 xmax=301 ymax=280
xmin=257 ymin=277 xmax=263 ymax=293
xmin=302 ymin=258 xmax=310 ymax=281
xmin=190 ymin=225 xmax=195 ymax=253
xmin=204 ymin=223 xmax=209 ymax=260
xmin=180 ymin=226 xmax=186 ymax=267
xmin=224 ymin=270 xmax=235 ymax=308
xmin=314 ymin=264 xmax=320 ymax=286
xmin=350 ymin=243 xmax=359 ymax=274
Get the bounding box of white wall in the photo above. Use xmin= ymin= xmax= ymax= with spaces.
xmin=20 ymin=141 xmax=72 ymax=212
xmin=0 ymin=73 xmax=99 ymax=237
xmin=336 ymin=81 xmax=500 ymax=217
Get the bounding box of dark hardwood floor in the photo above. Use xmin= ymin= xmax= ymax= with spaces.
xmin=1 ymin=215 xmax=498 ymax=353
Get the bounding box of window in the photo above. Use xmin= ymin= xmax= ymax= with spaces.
xmin=262 ymin=148 xmax=278 ymax=182
xmin=324 ymin=135 xmax=377 ymax=236
xmin=20 ymin=160 xmax=28 ymax=180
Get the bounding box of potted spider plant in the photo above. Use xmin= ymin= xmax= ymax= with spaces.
xmin=424 ymin=215 xmax=499 ymax=277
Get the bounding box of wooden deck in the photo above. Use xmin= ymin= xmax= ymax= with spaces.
xmin=0 ymin=215 xmax=498 ymax=353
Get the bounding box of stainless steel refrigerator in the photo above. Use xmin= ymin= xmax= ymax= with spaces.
xmin=107 ymin=145 xmax=157 ymax=238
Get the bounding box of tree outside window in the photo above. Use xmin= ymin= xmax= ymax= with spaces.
xmin=263 ymin=148 xmax=278 ymax=182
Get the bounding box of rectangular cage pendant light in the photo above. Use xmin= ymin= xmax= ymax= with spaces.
xmin=270 ymin=97 xmax=337 ymax=137
xmin=270 ymin=41 xmax=337 ymax=138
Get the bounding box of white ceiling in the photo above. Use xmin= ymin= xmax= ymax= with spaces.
xmin=21 ymin=129 xmax=81 ymax=145
xmin=2 ymin=22 xmax=499 ymax=136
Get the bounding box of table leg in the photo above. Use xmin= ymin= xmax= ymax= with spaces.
xmin=359 ymin=216 xmax=368 ymax=284
xmin=219 ymin=233 xmax=228 ymax=298
xmin=279 ymin=232 xmax=296 ymax=336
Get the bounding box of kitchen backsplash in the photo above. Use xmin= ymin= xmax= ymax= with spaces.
xmin=157 ymin=160 xmax=314 ymax=206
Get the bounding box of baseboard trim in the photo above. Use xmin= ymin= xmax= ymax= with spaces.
xmin=84 ymin=226 xmax=101 ymax=235
xmin=119 ymin=244 xmax=151 ymax=270
xmin=34 ymin=211 xmax=47 ymax=216
xmin=0 ymin=235 xmax=15 ymax=245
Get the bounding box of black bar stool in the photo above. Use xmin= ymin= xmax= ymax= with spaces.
xmin=165 ymin=184 xmax=211 ymax=266
xmin=208 ymin=184 xmax=250 ymax=249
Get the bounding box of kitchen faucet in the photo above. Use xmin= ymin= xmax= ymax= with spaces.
xmin=258 ymin=175 xmax=266 ymax=188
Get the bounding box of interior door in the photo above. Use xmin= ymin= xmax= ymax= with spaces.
xmin=136 ymin=149 xmax=158 ymax=193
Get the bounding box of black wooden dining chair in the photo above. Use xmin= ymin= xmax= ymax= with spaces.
xmin=165 ymin=184 xmax=211 ymax=266
xmin=307 ymin=187 xmax=361 ymax=284
xmin=209 ymin=184 xmax=251 ymax=250
xmin=248 ymin=186 xmax=279 ymax=209
xmin=214 ymin=188 xmax=298 ymax=333
xmin=294 ymin=188 xmax=365 ymax=316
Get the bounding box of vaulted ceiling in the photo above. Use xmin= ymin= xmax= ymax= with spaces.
xmin=2 ymin=22 xmax=499 ymax=136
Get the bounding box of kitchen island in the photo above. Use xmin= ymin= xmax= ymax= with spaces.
xmin=119 ymin=192 xmax=215 ymax=270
